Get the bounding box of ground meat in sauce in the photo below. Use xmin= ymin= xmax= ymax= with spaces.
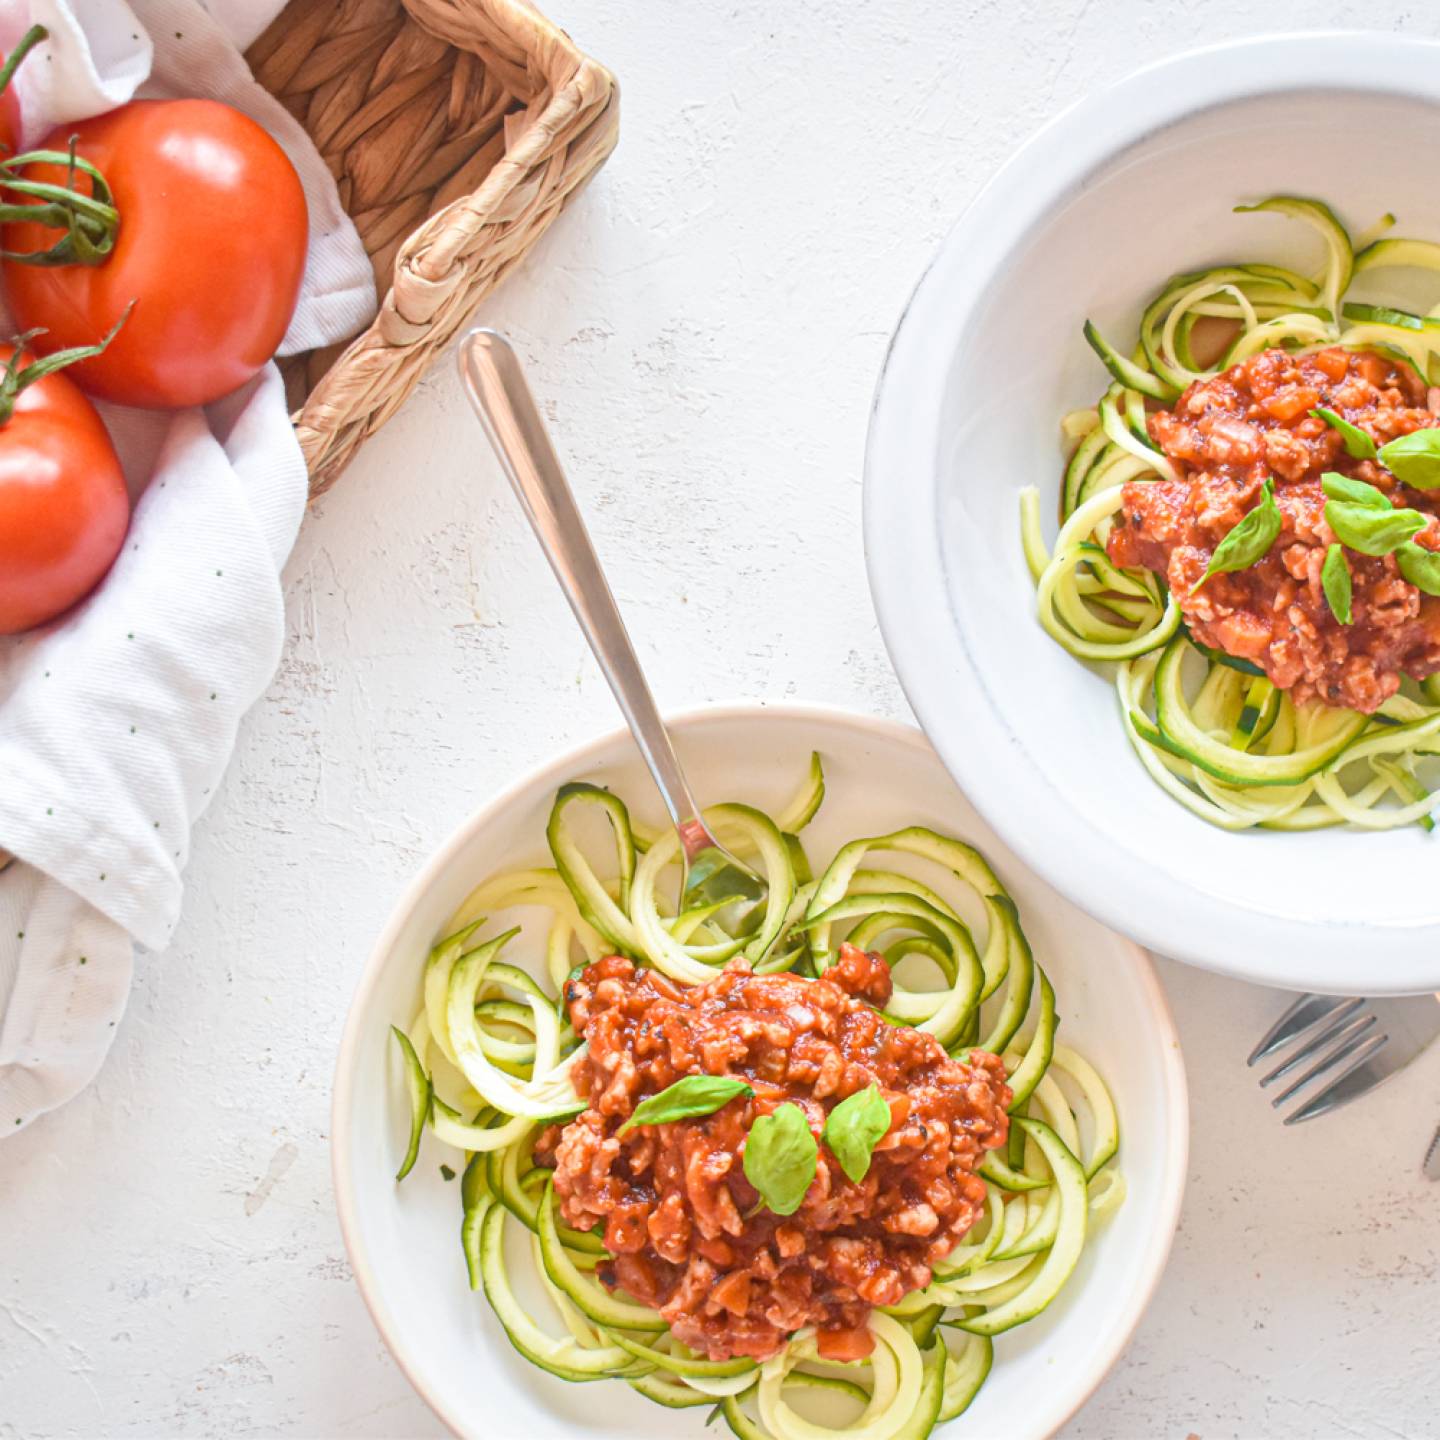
xmin=1106 ymin=346 xmax=1440 ymax=712
xmin=536 ymin=944 xmax=1011 ymax=1363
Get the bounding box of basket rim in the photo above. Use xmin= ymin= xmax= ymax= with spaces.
xmin=404 ymin=0 xmax=594 ymax=93
xmin=403 ymin=53 xmax=616 ymax=283
xmin=292 ymin=1 xmax=620 ymax=496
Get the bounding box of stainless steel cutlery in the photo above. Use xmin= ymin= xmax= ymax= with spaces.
xmin=1248 ymin=992 xmax=1440 ymax=1125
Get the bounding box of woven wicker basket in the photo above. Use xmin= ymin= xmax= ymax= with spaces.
xmin=247 ymin=0 xmax=619 ymax=498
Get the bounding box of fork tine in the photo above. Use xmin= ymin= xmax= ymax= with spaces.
xmin=1283 ymin=1034 xmax=1392 ymax=1125
xmin=1258 ymin=1011 xmax=1375 ymax=1088
xmin=1271 ymin=1025 xmax=1387 ymax=1108
xmin=1247 ymin=993 xmax=1357 ymax=1065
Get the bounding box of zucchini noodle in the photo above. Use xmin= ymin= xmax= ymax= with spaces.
xmin=1024 ymin=194 xmax=1440 ymax=831
xmin=388 ymin=756 xmax=1123 ymax=1438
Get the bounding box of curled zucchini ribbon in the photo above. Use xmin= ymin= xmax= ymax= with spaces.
xmin=1117 ymin=638 xmax=1440 ymax=832
xmin=1023 ymin=485 xmax=1180 ymax=662
xmin=1027 ymin=194 xmax=1440 ymax=831
xmin=389 ymin=757 xmax=1124 ymax=1438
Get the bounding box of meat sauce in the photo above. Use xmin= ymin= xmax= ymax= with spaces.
xmin=537 ymin=945 xmax=1011 ymax=1362
xmin=1107 ymin=346 xmax=1440 ymax=712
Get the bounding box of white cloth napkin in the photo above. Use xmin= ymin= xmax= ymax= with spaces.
xmin=0 ymin=0 xmax=378 ymax=1131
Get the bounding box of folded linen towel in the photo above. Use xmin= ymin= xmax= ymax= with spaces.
xmin=0 ymin=0 xmax=378 ymax=1131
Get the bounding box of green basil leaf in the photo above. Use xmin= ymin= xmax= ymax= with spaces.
xmin=619 ymin=1074 xmax=753 ymax=1134
xmin=1397 ymin=540 xmax=1440 ymax=597
xmin=822 ymin=1084 xmax=892 ymax=1184
xmin=1320 ymin=471 xmax=1390 ymax=509
xmin=1312 ymin=407 xmax=1377 ymax=459
xmin=1324 ymin=499 xmax=1426 ymax=556
xmin=1321 ymin=544 xmax=1352 ymax=625
xmin=1379 ymin=428 xmax=1440 ymax=489
xmin=1192 ymin=478 xmax=1281 ymax=592
xmin=742 ymin=1101 xmax=817 ymax=1216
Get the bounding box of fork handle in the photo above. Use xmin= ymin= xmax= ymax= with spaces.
xmin=458 ymin=327 xmax=704 ymax=840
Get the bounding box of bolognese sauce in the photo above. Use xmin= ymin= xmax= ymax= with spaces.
xmin=536 ymin=944 xmax=1011 ymax=1363
xmin=1108 ymin=346 xmax=1440 ymax=712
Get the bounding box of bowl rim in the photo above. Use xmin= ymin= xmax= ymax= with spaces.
xmin=331 ymin=700 xmax=1188 ymax=1440
xmin=864 ymin=31 xmax=1440 ymax=994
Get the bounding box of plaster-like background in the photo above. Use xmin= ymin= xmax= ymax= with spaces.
xmin=4 ymin=3 xmax=1439 ymax=1435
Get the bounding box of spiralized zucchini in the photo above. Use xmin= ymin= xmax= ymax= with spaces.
xmin=389 ymin=757 xmax=1123 ymax=1438
xmin=1023 ymin=194 xmax=1440 ymax=831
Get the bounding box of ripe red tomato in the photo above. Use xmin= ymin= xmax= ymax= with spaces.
xmin=0 ymin=345 xmax=129 ymax=633
xmin=1 ymin=99 xmax=308 ymax=408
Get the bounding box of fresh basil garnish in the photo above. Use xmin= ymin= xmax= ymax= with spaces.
xmin=742 ymin=1101 xmax=817 ymax=1215
xmin=1192 ymin=478 xmax=1281 ymax=593
xmin=1321 ymin=544 xmax=1352 ymax=625
xmin=1312 ymin=407 xmax=1377 ymax=459
xmin=1324 ymin=499 xmax=1426 ymax=556
xmin=1397 ymin=541 xmax=1440 ymax=597
xmin=822 ymin=1084 xmax=892 ymax=1184
xmin=1379 ymin=428 xmax=1440 ymax=490
xmin=1320 ymin=472 xmax=1389 ymax=509
xmin=619 ymin=1074 xmax=753 ymax=1134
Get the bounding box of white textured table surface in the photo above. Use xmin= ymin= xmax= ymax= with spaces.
xmin=5 ymin=4 xmax=1440 ymax=1436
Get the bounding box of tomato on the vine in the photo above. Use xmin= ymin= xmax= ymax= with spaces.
xmin=0 ymin=343 xmax=128 ymax=634
xmin=1 ymin=98 xmax=308 ymax=408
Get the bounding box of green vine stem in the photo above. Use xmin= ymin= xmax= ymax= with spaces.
xmin=0 ymin=24 xmax=47 ymax=113
xmin=0 ymin=29 xmax=121 ymax=266
xmin=0 ymin=138 xmax=119 ymax=265
xmin=0 ymin=305 xmax=131 ymax=424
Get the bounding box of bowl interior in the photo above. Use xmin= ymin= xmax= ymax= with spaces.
xmin=333 ymin=706 xmax=1186 ymax=1440
xmin=868 ymin=40 xmax=1440 ymax=990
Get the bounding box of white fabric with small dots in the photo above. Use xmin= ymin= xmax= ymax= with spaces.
xmin=0 ymin=0 xmax=375 ymax=1133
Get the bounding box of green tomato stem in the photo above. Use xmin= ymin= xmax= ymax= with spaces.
xmin=0 ymin=138 xmax=119 ymax=266
xmin=0 ymin=304 xmax=131 ymax=426
xmin=0 ymin=26 xmax=47 ymax=115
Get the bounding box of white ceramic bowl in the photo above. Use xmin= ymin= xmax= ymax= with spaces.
xmin=865 ymin=34 xmax=1440 ymax=994
xmin=333 ymin=704 xmax=1186 ymax=1440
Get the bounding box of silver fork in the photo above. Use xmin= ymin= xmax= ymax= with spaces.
xmin=1248 ymin=992 xmax=1440 ymax=1124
